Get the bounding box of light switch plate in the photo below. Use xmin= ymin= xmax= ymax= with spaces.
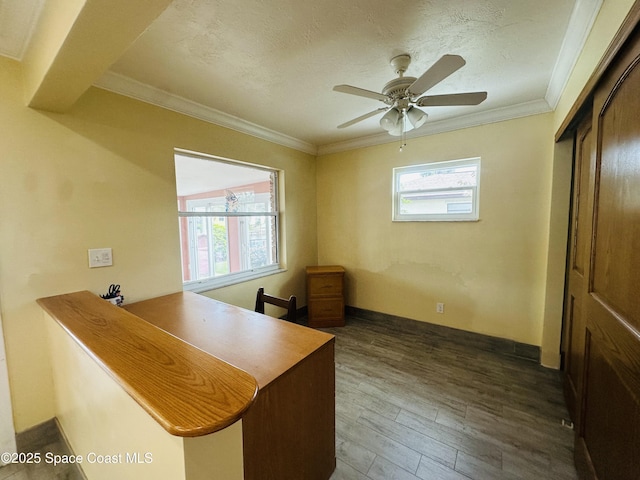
xmin=88 ymin=248 xmax=113 ymax=268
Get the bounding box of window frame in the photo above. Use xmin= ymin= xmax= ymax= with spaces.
xmin=392 ymin=157 xmax=481 ymax=222
xmin=175 ymin=150 xmax=283 ymax=292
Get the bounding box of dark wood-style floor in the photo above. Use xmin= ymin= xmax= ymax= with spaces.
xmin=325 ymin=315 xmax=577 ymax=480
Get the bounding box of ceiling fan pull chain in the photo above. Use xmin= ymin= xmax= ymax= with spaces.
xmin=400 ymin=113 xmax=407 ymax=152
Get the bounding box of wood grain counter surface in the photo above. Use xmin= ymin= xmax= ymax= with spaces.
xmin=37 ymin=290 xmax=258 ymax=437
xmin=125 ymin=291 xmax=335 ymax=389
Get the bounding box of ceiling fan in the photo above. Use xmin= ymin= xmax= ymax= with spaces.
xmin=333 ymin=54 xmax=487 ymax=136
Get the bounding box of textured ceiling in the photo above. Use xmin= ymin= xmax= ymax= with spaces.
xmin=1 ymin=0 xmax=598 ymax=153
xmin=0 ymin=0 xmax=43 ymax=59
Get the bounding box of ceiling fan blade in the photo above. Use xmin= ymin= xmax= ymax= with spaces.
xmin=333 ymin=84 xmax=389 ymax=102
xmin=416 ymin=91 xmax=488 ymax=107
xmin=407 ymin=54 xmax=467 ymax=96
xmin=337 ymin=108 xmax=388 ymax=129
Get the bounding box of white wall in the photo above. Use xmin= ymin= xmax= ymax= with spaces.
xmin=0 ymin=307 xmax=17 ymax=462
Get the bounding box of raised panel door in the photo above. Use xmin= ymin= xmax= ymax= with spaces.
xmin=576 ymin=31 xmax=640 ymax=480
xmin=562 ymin=115 xmax=593 ymax=423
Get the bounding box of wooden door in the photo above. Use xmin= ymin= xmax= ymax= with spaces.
xmin=562 ymin=114 xmax=593 ymax=423
xmin=574 ymin=29 xmax=640 ymax=480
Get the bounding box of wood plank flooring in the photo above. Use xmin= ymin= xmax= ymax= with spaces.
xmin=325 ymin=315 xmax=577 ymax=480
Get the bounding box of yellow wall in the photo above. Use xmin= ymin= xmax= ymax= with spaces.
xmin=317 ymin=114 xmax=555 ymax=346
xmin=0 ymin=56 xmax=317 ymax=431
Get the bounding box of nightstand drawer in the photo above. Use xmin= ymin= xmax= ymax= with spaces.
xmin=308 ymin=275 xmax=343 ymax=296
xmin=309 ymin=298 xmax=344 ymax=319
xmin=308 ymin=299 xmax=344 ymax=327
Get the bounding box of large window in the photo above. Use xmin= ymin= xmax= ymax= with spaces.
xmin=393 ymin=158 xmax=480 ymax=221
xmin=175 ymin=150 xmax=281 ymax=291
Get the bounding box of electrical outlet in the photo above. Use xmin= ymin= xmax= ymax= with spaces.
xmin=436 ymin=302 xmax=445 ymax=314
xmin=88 ymin=248 xmax=113 ymax=268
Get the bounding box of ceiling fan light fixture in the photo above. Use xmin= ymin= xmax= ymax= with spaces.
xmin=333 ymin=53 xmax=485 ymax=143
xmin=388 ymin=124 xmax=404 ymax=136
xmin=407 ymin=106 xmax=427 ymax=129
xmin=380 ymin=108 xmax=401 ymax=131
xmin=388 ymin=114 xmax=410 ymax=136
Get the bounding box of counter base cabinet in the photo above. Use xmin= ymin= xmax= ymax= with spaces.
xmin=306 ymin=266 xmax=345 ymax=328
xmin=242 ymin=342 xmax=335 ymax=480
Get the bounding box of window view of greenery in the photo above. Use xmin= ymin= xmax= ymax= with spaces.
xmin=393 ymin=158 xmax=480 ymax=221
xmin=175 ymin=152 xmax=280 ymax=289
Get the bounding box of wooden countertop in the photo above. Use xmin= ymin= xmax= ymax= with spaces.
xmin=38 ymin=291 xmax=258 ymax=437
xmin=125 ymin=291 xmax=335 ymax=389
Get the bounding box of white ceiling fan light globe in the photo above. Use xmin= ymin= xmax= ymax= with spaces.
xmin=380 ymin=108 xmax=401 ymax=131
xmin=407 ymin=106 xmax=428 ymax=129
xmin=388 ymin=119 xmax=407 ymax=136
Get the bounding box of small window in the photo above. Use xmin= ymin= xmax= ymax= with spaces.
xmin=175 ymin=150 xmax=282 ymax=291
xmin=393 ymin=158 xmax=480 ymax=221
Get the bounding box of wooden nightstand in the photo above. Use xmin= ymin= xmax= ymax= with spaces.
xmin=306 ymin=266 xmax=345 ymax=328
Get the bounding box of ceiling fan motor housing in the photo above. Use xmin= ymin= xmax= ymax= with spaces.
xmin=384 ymin=54 xmax=416 ymax=104
xmin=382 ymin=77 xmax=417 ymax=101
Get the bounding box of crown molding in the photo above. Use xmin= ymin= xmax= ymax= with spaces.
xmin=95 ymin=68 xmax=577 ymax=159
xmin=94 ymin=71 xmax=318 ymax=155
xmin=545 ymin=0 xmax=603 ymax=109
xmin=94 ymin=71 xmax=554 ymax=157
xmin=317 ymin=99 xmax=553 ymax=156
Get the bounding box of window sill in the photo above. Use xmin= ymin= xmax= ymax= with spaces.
xmin=183 ymin=266 xmax=286 ymax=293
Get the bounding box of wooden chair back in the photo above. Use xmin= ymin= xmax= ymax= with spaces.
xmin=255 ymin=287 xmax=297 ymax=322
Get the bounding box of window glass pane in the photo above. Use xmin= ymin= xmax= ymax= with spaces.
xmin=246 ymin=216 xmax=276 ymax=269
xmin=175 ymin=151 xmax=280 ymax=288
xmin=399 ymin=189 xmax=474 ymax=215
xmin=212 ymin=217 xmax=230 ymax=275
xmin=398 ymin=164 xmax=477 ymax=191
xmin=393 ymin=158 xmax=480 ymax=222
xmin=175 ymin=155 xmax=275 ymax=213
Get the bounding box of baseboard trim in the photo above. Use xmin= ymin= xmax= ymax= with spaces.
xmin=345 ymin=306 xmax=541 ymax=363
